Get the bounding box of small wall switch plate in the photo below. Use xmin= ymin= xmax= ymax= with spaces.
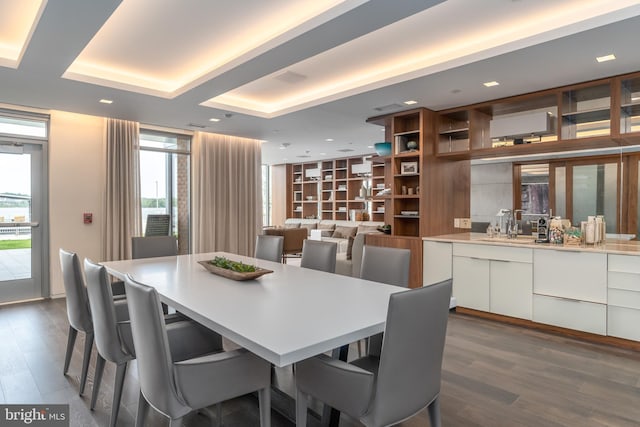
xmin=453 ymin=218 xmax=460 ymax=228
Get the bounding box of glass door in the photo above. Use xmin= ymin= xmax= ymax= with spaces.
xmin=0 ymin=143 xmax=46 ymax=303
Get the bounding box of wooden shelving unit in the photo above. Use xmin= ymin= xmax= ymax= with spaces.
xmin=367 ymin=107 xmax=470 ymax=238
xmin=286 ymin=155 xmax=383 ymax=221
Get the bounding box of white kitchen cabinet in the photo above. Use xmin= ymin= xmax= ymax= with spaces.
xmin=452 ymin=243 xmax=532 ymax=316
xmin=533 ymin=249 xmax=607 ymax=303
xmin=490 ymin=260 xmax=532 ymax=319
xmin=607 ymin=254 xmax=640 ymax=341
xmin=452 ymin=255 xmax=490 ymax=311
xmin=423 ymin=241 xmax=452 ymax=286
xmin=533 ymin=294 xmax=606 ymax=335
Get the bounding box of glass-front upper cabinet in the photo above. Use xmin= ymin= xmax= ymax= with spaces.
xmin=561 ymin=83 xmax=611 ymax=139
xmin=621 ymin=77 xmax=640 ymax=134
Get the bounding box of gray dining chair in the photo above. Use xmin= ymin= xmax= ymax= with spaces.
xmin=296 ymin=279 xmax=452 ymax=427
xmin=131 ymin=235 xmax=178 ymax=314
xmin=83 ymin=259 xmax=223 ymax=427
xmin=132 ymin=235 xmax=178 ymax=259
xmin=359 ymin=245 xmax=411 ymax=357
xmin=59 ymin=249 xmax=128 ymax=395
xmin=124 ymin=274 xmax=272 ymax=427
xmin=360 ymin=245 xmax=410 ymax=287
xmin=300 ymin=240 xmax=337 ymax=273
xmin=255 ymin=234 xmax=284 ymax=263
xmin=59 ymin=249 xmax=95 ymax=395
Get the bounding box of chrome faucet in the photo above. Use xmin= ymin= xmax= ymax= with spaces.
xmin=512 ymin=209 xmax=524 ymax=237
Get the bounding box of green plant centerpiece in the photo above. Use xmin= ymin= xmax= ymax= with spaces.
xmin=209 ymin=256 xmax=256 ymax=273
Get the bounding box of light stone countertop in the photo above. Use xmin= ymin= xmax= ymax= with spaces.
xmin=424 ymin=232 xmax=640 ymax=255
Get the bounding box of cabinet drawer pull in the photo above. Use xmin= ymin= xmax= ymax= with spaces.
xmin=491 ymin=259 xmax=510 ymax=263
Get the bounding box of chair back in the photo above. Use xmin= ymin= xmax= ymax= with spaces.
xmin=59 ymin=249 xmax=92 ymax=333
xmin=300 ymin=240 xmax=337 ymax=273
xmin=84 ymin=259 xmax=132 ymax=363
xmin=124 ymin=275 xmax=189 ymax=419
xmin=254 ymin=235 xmax=284 ymax=263
xmin=360 ymin=245 xmax=410 ymax=287
xmin=365 ymin=279 xmax=452 ymax=427
xmin=132 ymin=236 xmax=178 ymax=259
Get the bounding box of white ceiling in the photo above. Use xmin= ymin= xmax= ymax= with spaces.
xmin=0 ymin=0 xmax=639 ymax=164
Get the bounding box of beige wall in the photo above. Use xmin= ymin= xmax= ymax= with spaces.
xmin=49 ymin=111 xmax=104 ymax=296
xmin=270 ymin=164 xmax=287 ymax=226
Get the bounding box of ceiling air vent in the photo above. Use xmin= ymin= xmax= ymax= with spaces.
xmin=337 ymin=148 xmax=354 ymax=153
xmin=373 ymin=103 xmax=403 ymax=112
xmin=275 ymin=71 xmax=307 ymax=84
xmin=187 ymin=123 xmax=207 ymax=128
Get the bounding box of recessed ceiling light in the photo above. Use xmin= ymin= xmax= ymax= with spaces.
xmin=279 ymin=143 xmax=290 ymax=150
xmin=325 ymin=138 xmax=334 ymax=142
xmin=403 ymin=100 xmax=418 ymax=105
xmin=320 ymin=152 xmax=327 ymax=155
xmin=209 ymin=118 xmax=220 ymax=122
xmin=596 ymin=54 xmax=616 ymax=63
xmin=483 ymin=81 xmax=499 ymax=87
xmin=99 ymin=99 xmax=113 ymax=104
xmin=367 ymin=145 xmax=373 ymax=148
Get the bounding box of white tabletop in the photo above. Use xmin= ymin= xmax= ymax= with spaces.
xmin=102 ymin=252 xmax=404 ymax=367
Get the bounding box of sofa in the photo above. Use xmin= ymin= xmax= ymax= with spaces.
xmin=283 ymin=218 xmax=383 ymax=253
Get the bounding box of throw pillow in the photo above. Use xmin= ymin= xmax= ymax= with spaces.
xmin=320 ymin=230 xmax=334 ymax=238
xmin=357 ymin=224 xmax=382 ymax=234
xmin=346 ymin=235 xmax=355 ymax=260
xmin=284 ymin=223 xmax=300 ymax=229
xmin=332 ymin=226 xmax=357 ymax=239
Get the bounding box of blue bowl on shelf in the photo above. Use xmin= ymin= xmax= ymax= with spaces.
xmin=374 ymin=142 xmax=392 ymax=156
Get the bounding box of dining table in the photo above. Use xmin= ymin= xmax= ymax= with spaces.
xmin=101 ymin=251 xmax=405 ymax=424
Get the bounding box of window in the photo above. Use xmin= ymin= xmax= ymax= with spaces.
xmin=0 ymin=113 xmax=47 ymax=139
xmin=139 ymin=130 xmax=191 ymax=253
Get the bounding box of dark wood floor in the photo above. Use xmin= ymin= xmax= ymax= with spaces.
xmin=1 ymin=298 xmax=640 ymax=426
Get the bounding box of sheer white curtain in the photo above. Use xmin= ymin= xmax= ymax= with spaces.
xmin=103 ymin=118 xmax=141 ymax=261
xmin=192 ymin=132 xmax=262 ymax=256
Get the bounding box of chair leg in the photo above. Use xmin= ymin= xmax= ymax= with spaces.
xmin=63 ymin=326 xmax=77 ymax=375
xmin=91 ymin=355 xmax=106 ymax=410
xmin=79 ymin=332 xmax=94 ymax=396
xmin=427 ymin=396 xmax=441 ymax=427
xmin=295 ymin=389 xmax=307 ymax=427
xmin=169 ymin=417 xmax=184 ymax=427
xmin=135 ymin=390 xmax=149 ymax=427
xmin=258 ymin=387 xmax=271 ymax=427
xmin=110 ymin=362 xmax=128 ymax=427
